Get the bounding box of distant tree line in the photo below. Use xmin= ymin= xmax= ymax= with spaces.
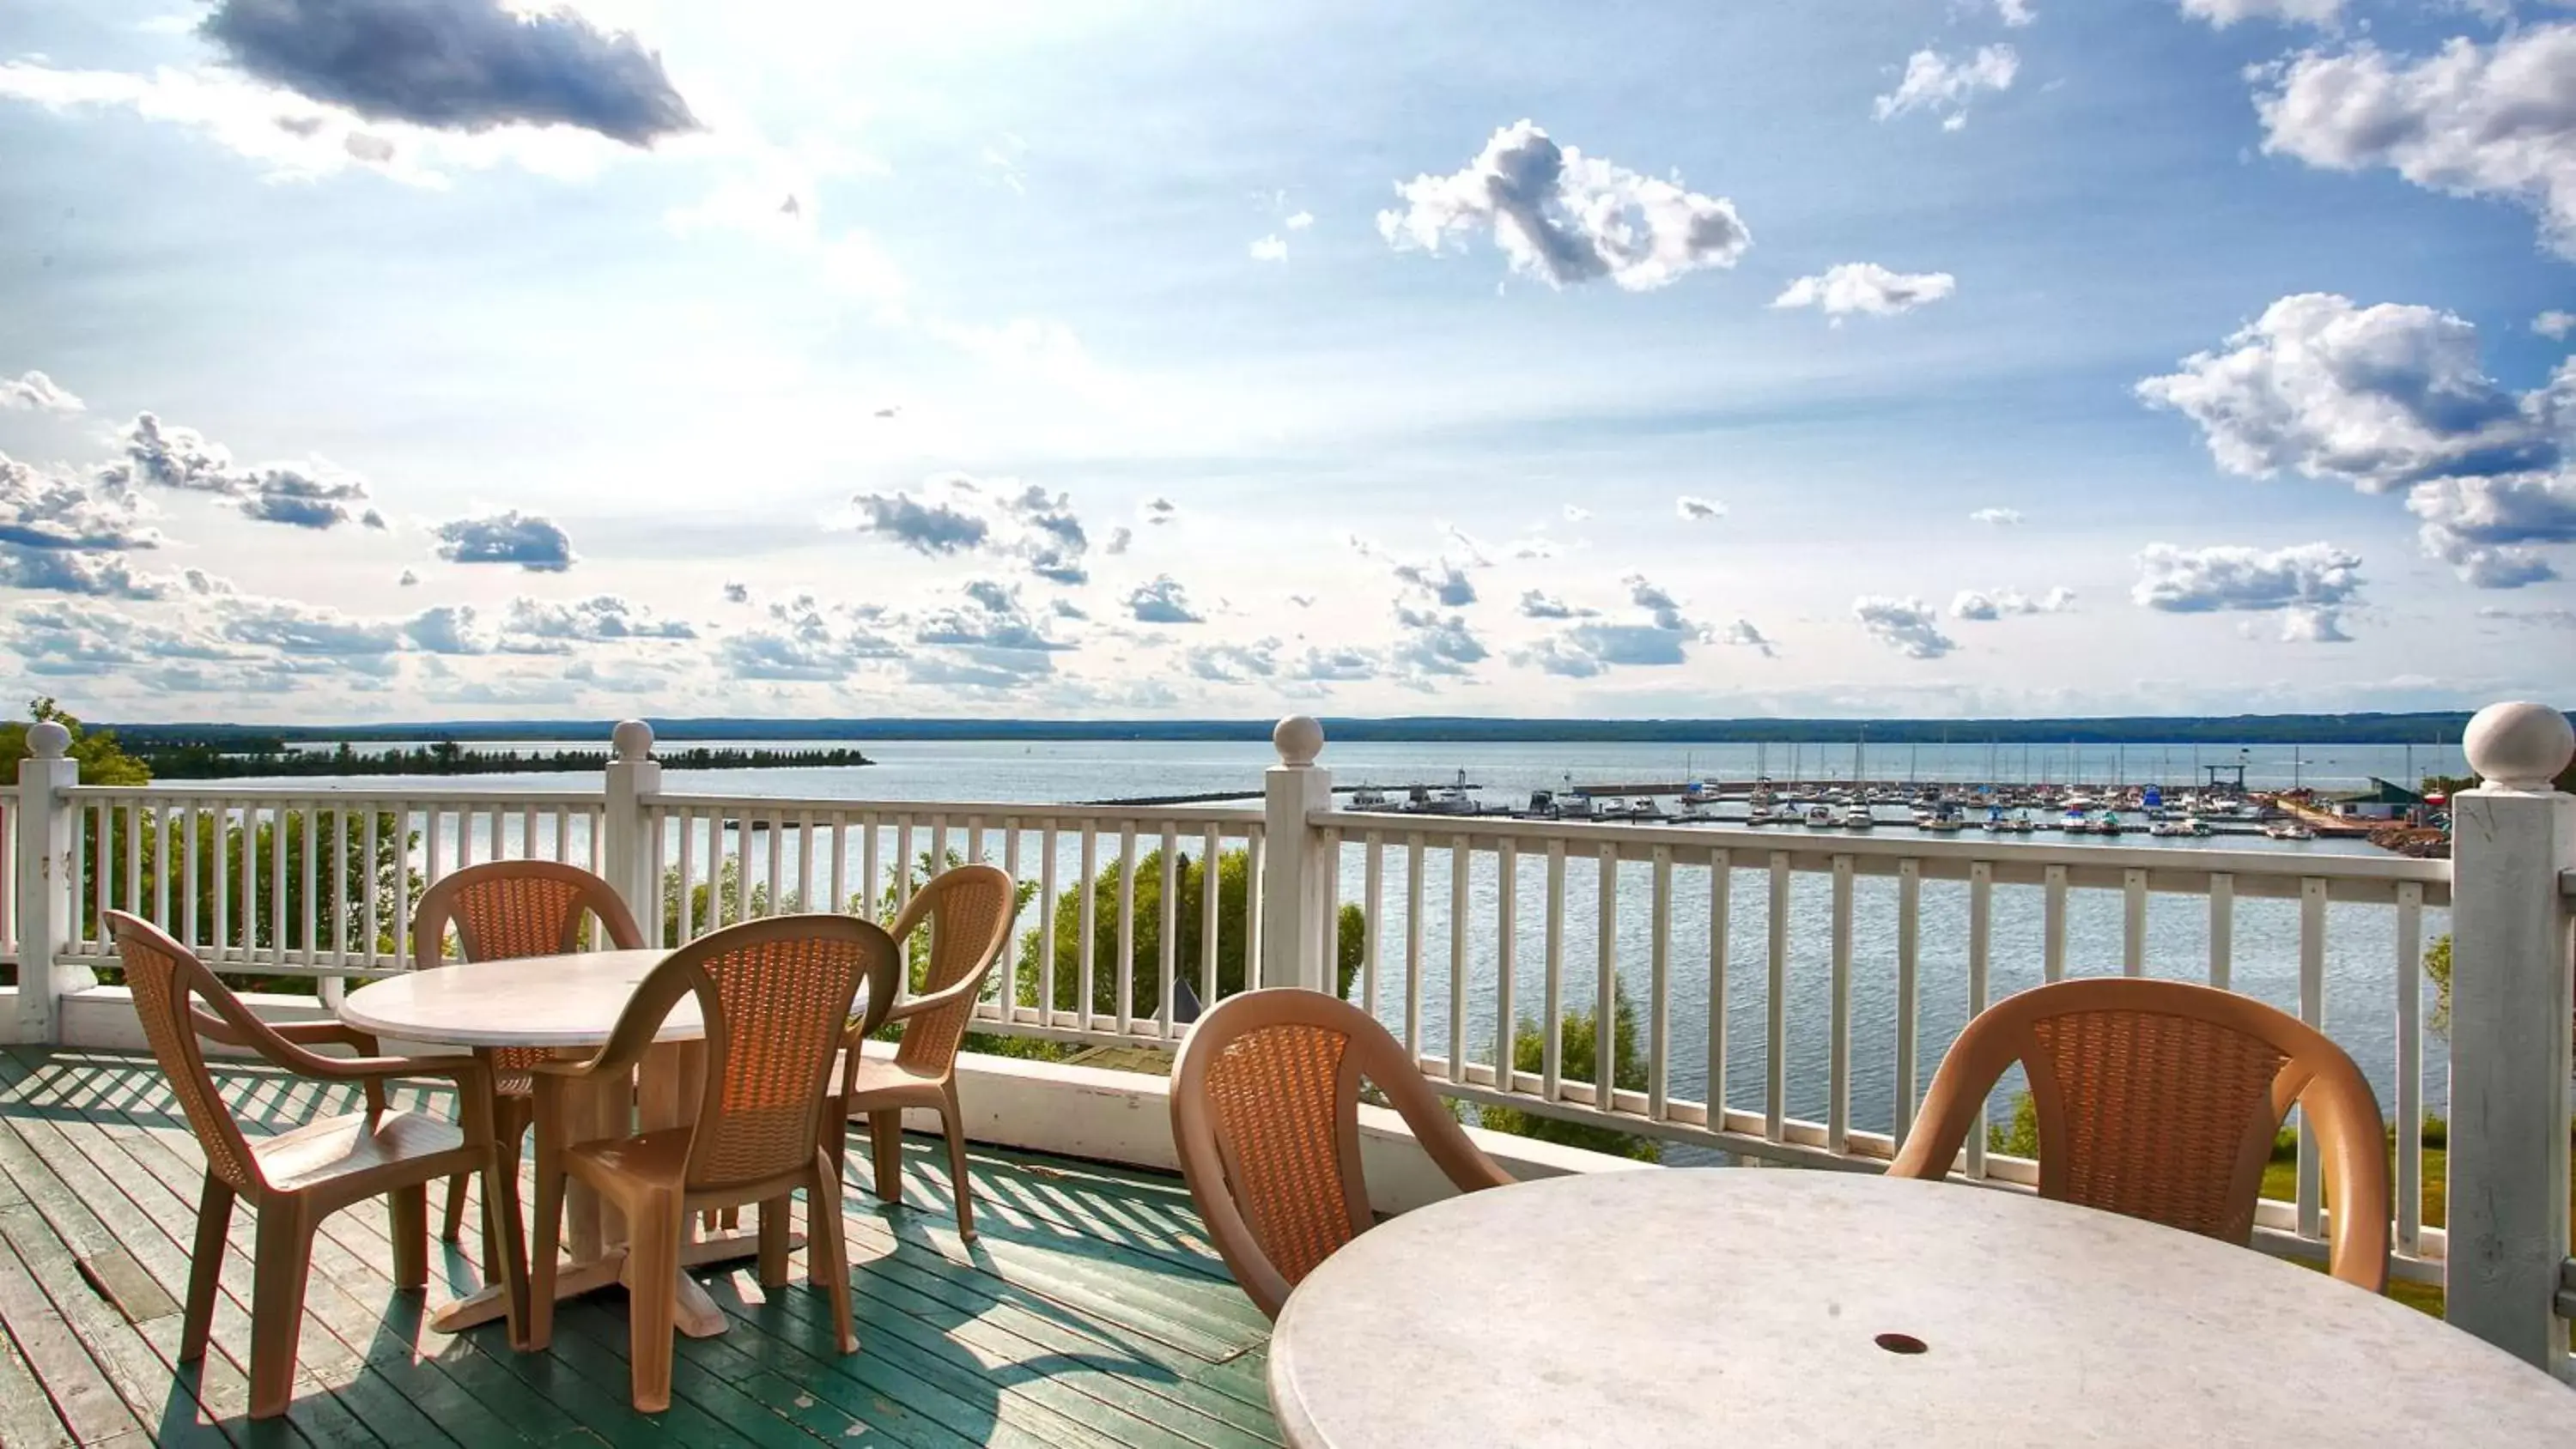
xmin=101 ymin=711 xmax=2526 ymax=748
xmin=118 ymin=738 xmax=873 ymax=779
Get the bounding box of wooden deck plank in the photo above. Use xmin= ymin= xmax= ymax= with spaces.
xmin=834 ymin=1216 xmax=1274 ymax=1411
xmin=0 ymin=1203 xmax=238 ymax=1448
xmin=23 ymin=1099 xmax=482 ymax=1449
xmin=0 ymin=1304 xmax=80 ymax=1449
xmin=0 ymin=1235 xmax=106 ymax=1447
xmin=8 ymin=1049 xmax=581 ymax=1449
xmin=0 ymin=1096 xmax=364 ymax=1449
xmin=91 ymin=1076 xmax=649 ymax=1449
xmin=0 ymin=1050 xmax=1279 ymax=1449
xmin=26 ymin=1052 xmax=623 ymax=1449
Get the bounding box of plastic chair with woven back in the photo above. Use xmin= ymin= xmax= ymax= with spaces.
xmin=827 ymin=862 xmax=1015 ymax=1242
xmin=107 ymin=910 xmax=531 ymax=1420
xmin=1887 ymin=975 xmax=2391 ymax=1291
xmin=1170 ymin=988 xmax=1515 ymax=1319
xmin=410 ymin=860 xmax=645 ymax=1269
xmin=524 ymin=912 xmax=899 ymax=1413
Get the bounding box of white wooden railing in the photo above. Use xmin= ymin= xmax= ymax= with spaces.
xmin=4 ymin=705 xmax=2569 ymax=1374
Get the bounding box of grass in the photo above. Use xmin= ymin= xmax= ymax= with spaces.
xmin=2261 ymin=1138 xmax=2576 ymax=1322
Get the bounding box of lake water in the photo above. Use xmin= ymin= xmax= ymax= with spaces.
xmin=225 ymin=737 xmax=2455 ymax=1137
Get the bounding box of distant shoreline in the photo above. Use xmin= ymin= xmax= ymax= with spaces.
xmin=96 ymin=710 xmax=2543 ymax=748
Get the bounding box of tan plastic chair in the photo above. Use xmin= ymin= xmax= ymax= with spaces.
xmin=108 ymin=911 xmax=529 ymax=1420
xmin=826 ymin=863 xmax=1014 ymax=1242
xmin=1889 ymin=976 xmax=2391 ymax=1291
xmin=411 ymin=860 xmax=645 ymax=1254
xmin=1170 ymin=988 xmax=1513 ymax=1319
xmin=525 ymin=913 xmax=898 ymax=1412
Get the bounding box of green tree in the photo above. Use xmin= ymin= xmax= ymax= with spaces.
xmin=0 ymin=698 xmax=149 ymax=785
xmin=1477 ymin=987 xmax=1662 ymax=1161
xmin=2425 ymin=932 xmax=2452 ymax=1038
xmin=1012 ymin=846 xmax=1364 ymax=1018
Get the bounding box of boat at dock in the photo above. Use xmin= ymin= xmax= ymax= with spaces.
xmin=1843 ymin=805 xmax=1875 ymax=830
xmin=1804 ymin=804 xmax=1837 ymax=828
xmin=2264 ymin=820 xmax=2315 ymax=841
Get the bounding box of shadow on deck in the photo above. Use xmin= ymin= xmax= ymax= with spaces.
xmin=0 ymin=1047 xmax=1278 ymax=1448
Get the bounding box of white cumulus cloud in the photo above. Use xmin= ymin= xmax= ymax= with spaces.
xmin=0 ymin=371 xmax=82 ymax=413
xmin=2131 ymin=541 xmax=2363 ymax=642
xmin=2255 ymin=25 xmax=2576 ymax=260
xmin=1379 ymin=120 xmax=1752 ymax=291
xmin=1772 ymin=263 xmax=1957 ymax=319
xmin=1874 ymin=45 xmax=2017 ymax=130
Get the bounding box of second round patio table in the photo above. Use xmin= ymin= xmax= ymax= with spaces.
xmin=338 ymin=948 xmax=775 ymax=1340
xmin=1267 ymin=1167 xmax=2576 ymax=1447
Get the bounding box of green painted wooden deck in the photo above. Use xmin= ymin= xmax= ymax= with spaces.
xmin=0 ymin=1048 xmax=1281 ymax=1448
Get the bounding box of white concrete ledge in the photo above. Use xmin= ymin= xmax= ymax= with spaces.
xmin=52 ymin=985 xmax=1651 ymax=1216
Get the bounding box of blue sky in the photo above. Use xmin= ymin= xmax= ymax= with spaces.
xmin=1 ymin=0 xmax=2571 ymax=723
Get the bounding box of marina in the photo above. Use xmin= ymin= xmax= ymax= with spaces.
xmin=1097 ymin=773 xmax=2393 ymax=843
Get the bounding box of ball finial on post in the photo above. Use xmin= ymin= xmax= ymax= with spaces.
xmin=1273 ymin=714 xmax=1324 ymax=768
xmin=25 ymin=721 xmax=70 ymax=761
xmin=2463 ymin=701 xmax=2573 ymax=793
xmin=611 ymin=718 xmax=655 ymax=764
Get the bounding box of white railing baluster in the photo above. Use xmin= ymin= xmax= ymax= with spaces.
xmin=829 ymin=813 xmax=850 ymax=918
xmin=1199 ymin=823 xmax=1220 ymax=1011
xmin=1362 ymin=833 xmax=1384 ymax=1016
xmin=1116 ymin=824 xmax=1138 ymax=1035
xmin=1894 ymin=858 xmax=1920 ymax=1146
xmin=861 ymin=813 xmax=882 ymax=924
xmin=269 ymin=804 xmax=287 ymax=967
xmin=1828 ymin=852 xmax=1854 ymax=1155
xmin=300 ymin=804 xmax=318 ymax=970
xmin=895 ymin=820 xmax=915 ymax=910
xmin=798 ymin=811 xmax=817 ymax=912
xmin=1158 ymin=822 xmax=1179 ymax=1036
xmin=1077 ymin=828 xmax=1097 ymax=1032
xmin=185 ymin=801 xmax=204 ymax=950
xmin=677 ymin=805 xmax=698 ymax=942
xmin=2042 ymin=862 xmax=2067 ymax=982
xmin=1966 ymin=859 xmax=1992 ymax=1178
xmin=2395 ymin=879 xmax=2425 ymax=1258
xmin=2208 ymin=872 xmax=2234 ymax=991
xmin=391 ymin=804 xmax=411 ymax=968
xmin=151 ymin=803 xmax=171 ymax=938
xmin=360 ymin=808 xmax=379 ymax=960
xmin=1319 ymin=826 xmax=1341 ymax=1000
xmin=1496 ymin=839 xmax=1517 ymax=1088
xmin=1542 ymin=840 xmax=1565 ymax=1103
xmin=89 ymin=802 xmax=108 ymax=948
xmin=212 ymin=801 xmax=232 ymax=957
xmin=1765 ymin=851 xmax=1789 ymax=1143
xmin=2296 ymin=876 xmax=2327 ymax=1241
xmin=1648 ymin=845 xmax=1671 ymax=1120
xmin=1595 ymin=843 xmax=1618 ymax=1114
xmin=1244 ymin=825 xmax=1265 ymax=991
xmin=765 ymin=809 xmax=786 ymax=918
xmin=1707 ymin=848 xmax=1730 ymax=1131
xmin=1449 ymin=837 xmax=1470 ymax=1084
xmin=2122 ymin=867 xmax=2148 ymax=976
xmin=1405 ymin=833 xmax=1426 ymax=1059
xmin=1038 ymin=824 xmax=1060 ymax=1027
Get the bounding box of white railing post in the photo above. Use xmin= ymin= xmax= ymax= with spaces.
xmin=15 ymin=722 xmax=87 ymax=1042
xmin=601 ymin=720 xmax=662 ymax=932
xmin=1261 ymin=715 xmax=1335 ymax=993
xmin=2445 ymin=700 xmax=2575 ymax=1373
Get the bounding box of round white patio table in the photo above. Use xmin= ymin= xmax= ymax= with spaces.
xmin=1267 ymin=1168 xmax=2576 ymax=1448
xmin=339 ymin=948 xmax=777 ymax=1342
